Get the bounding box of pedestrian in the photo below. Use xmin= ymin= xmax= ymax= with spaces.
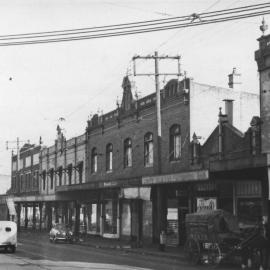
xmin=159 ymin=230 xmax=166 ymax=252
xmin=259 ymin=216 xmax=270 ymax=270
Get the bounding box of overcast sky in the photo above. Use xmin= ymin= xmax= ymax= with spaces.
xmin=0 ymin=0 xmax=267 ymax=176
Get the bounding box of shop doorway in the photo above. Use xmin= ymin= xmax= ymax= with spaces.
xmin=131 ymin=200 xmax=142 ymax=246
xmin=166 ymin=207 xmax=178 ymax=246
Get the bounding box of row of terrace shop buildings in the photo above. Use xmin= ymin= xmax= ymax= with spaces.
xmin=5 ymin=33 xmax=270 ymax=246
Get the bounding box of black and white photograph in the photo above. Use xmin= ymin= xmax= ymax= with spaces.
xmin=0 ymin=1 xmax=270 ymax=269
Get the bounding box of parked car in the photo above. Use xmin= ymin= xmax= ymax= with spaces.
xmin=0 ymin=221 xmax=17 ymax=253
xmin=49 ymin=223 xmax=73 ymax=243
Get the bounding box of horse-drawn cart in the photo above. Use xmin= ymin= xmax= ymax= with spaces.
xmin=184 ymin=209 xmax=243 ymax=265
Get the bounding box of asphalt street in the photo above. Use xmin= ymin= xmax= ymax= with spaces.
xmin=0 ymin=233 xmax=239 ymax=270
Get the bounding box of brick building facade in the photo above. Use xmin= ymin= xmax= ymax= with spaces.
xmin=7 ymin=55 xmax=261 ymax=247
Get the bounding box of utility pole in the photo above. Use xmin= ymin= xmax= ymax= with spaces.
xmin=132 ymin=52 xmax=182 ymax=242
xmin=6 ymin=138 xmax=28 ymax=171
xmin=6 ymin=138 xmax=28 ymax=192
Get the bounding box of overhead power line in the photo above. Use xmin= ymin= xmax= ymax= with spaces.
xmin=0 ymin=3 xmax=269 ymax=41
xmin=0 ymin=3 xmax=269 ymax=46
xmin=0 ymin=2 xmax=268 ymax=39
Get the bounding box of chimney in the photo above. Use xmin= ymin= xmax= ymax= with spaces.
xmin=223 ymin=99 xmax=234 ymax=125
xmin=228 ymin=67 xmax=241 ymax=90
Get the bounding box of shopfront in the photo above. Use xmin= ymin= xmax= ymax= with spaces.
xmin=194 ymin=179 xmax=263 ymax=225
xmin=142 ymin=170 xmax=209 ymax=246
xmin=119 ymin=187 xmax=152 ymax=244
xmin=235 ymin=180 xmax=263 ymax=225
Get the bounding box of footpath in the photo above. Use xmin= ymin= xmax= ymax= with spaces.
xmin=18 ymin=230 xmax=185 ymax=262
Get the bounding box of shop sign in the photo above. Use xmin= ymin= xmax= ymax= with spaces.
xmin=196 ymin=181 xmax=216 ymax=192
xmin=196 ymin=197 xmax=217 ymax=212
xmin=142 ymin=170 xmax=209 ymax=185
xmin=120 ymin=187 xmax=151 ymax=200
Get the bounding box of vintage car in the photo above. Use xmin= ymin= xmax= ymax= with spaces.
xmin=49 ymin=223 xmax=73 ymax=243
xmin=0 ymin=221 xmax=17 ymax=253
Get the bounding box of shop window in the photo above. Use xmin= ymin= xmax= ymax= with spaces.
xmin=20 ymin=207 xmax=26 ymax=228
xmin=28 ymin=206 xmax=33 ymax=228
xmin=104 ymin=200 xmax=117 ymax=234
xmin=91 ymin=148 xmax=97 ymax=173
xmin=49 ymin=169 xmax=54 ymax=189
xmin=67 ymin=164 xmax=72 ymax=185
xmin=124 ymin=138 xmax=132 ymax=168
xmin=35 ymin=205 xmax=40 ymax=229
xmin=106 ymin=143 xmax=113 ymax=172
xmin=58 ymin=166 xmax=63 ymax=186
xmin=144 ymin=132 xmax=154 ymax=167
xmin=86 ymin=203 xmax=98 ymax=233
xmin=78 ymin=162 xmax=83 ymax=183
xmin=42 ymin=171 xmax=46 ymax=191
xmin=169 ymin=124 xmax=181 ymax=161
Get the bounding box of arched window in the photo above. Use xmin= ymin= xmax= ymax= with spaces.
xmin=169 ymin=124 xmax=181 ymax=161
xmin=49 ymin=169 xmax=54 ymax=189
xmin=42 ymin=170 xmax=46 ymax=191
xmin=106 ymin=143 xmax=113 ymax=172
xmin=58 ymin=166 xmax=63 ymax=186
xmin=77 ymin=162 xmax=84 ymax=183
xmin=144 ymin=132 xmax=153 ymax=167
xmin=91 ymin=147 xmax=98 ymax=173
xmin=67 ymin=164 xmax=73 ymax=185
xmin=124 ymin=138 xmax=132 ymax=168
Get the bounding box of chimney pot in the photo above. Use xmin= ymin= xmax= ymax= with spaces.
xmin=228 ymin=68 xmax=241 ymax=90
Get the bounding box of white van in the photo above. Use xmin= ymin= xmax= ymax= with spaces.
xmin=0 ymin=221 xmax=17 ymax=253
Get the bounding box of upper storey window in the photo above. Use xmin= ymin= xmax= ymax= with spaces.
xmin=91 ymin=148 xmax=97 ymax=173
xmin=67 ymin=164 xmax=73 ymax=185
xmin=169 ymin=124 xmax=181 ymax=161
xmin=144 ymin=133 xmax=153 ymax=167
xmin=106 ymin=144 xmax=113 ymax=172
xmin=124 ymin=138 xmax=132 ymax=168
xmin=78 ymin=162 xmax=83 ymax=183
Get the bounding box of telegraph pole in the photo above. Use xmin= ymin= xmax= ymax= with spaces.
xmin=6 ymin=138 xmax=28 ymax=192
xmin=133 ymin=52 xmax=182 ymax=174
xmin=132 ymin=52 xmax=182 ymax=242
xmin=6 ymin=138 xmax=26 ymax=171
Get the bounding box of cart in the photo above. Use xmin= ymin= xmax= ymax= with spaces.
xmin=184 ymin=209 xmax=242 ymax=265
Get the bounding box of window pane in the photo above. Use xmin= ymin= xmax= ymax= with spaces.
xmin=104 ymin=201 xmax=117 ymax=234
xmin=174 ymin=135 xmax=181 ymax=158
xmin=94 ymin=155 xmax=97 ymax=172
xmin=109 ymin=151 xmax=113 ymax=170
xmin=148 ymin=141 xmax=153 ymax=164
xmin=127 ymin=147 xmax=132 ymax=166
xmin=92 ymin=148 xmax=97 ymax=173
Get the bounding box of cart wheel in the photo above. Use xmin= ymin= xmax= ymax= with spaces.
xmin=207 ymin=244 xmax=222 ymax=266
xmin=184 ymin=238 xmax=201 ymax=264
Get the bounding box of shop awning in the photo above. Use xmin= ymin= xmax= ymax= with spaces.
xmin=120 ymin=187 xmax=151 ymax=200
xmin=6 ymin=197 xmax=16 ymax=216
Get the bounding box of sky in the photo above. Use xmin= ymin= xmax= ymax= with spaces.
xmin=0 ymin=0 xmax=268 ymax=176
